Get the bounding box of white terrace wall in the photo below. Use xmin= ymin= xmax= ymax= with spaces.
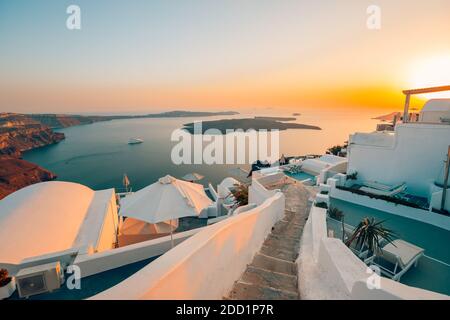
xmin=248 ymin=178 xmax=279 ymax=206
xmin=91 ymin=191 xmax=285 ymax=300
xmin=74 ymin=228 xmax=203 ymax=278
xmin=318 ymin=161 xmax=348 ymax=185
xmin=348 ymin=123 xmax=450 ymax=197
xmin=330 ymin=184 xmax=450 ymax=231
xmin=1 ymin=248 xmax=79 ymax=276
xmin=298 ymin=204 xmax=449 ymax=300
xmin=352 ymin=278 xmax=450 ymax=300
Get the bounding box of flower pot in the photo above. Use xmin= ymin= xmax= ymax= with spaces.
xmin=0 ymin=277 xmax=16 ymax=300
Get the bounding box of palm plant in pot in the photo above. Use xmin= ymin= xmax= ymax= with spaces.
xmin=345 ymin=217 xmax=396 ymax=256
xmin=230 ymin=183 xmax=249 ymax=207
xmin=0 ymin=268 xmax=16 ymax=300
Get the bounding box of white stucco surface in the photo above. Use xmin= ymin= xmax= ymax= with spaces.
xmin=91 ymin=190 xmax=285 ymax=299
xmin=348 ymin=123 xmax=450 ymax=197
xmin=297 ymin=199 xmax=450 ymax=300
xmin=75 ymin=228 xmax=203 ymax=278
xmin=0 ymin=181 xmax=114 ymax=265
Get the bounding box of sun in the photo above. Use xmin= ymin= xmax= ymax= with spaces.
xmin=409 ymin=55 xmax=450 ymax=99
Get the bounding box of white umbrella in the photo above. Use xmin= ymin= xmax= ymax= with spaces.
xmin=119 ymin=175 xmax=212 ymax=247
xmin=120 ymin=175 xmax=212 ymax=222
xmin=120 ymin=217 xmax=178 ymax=235
xmin=182 ymin=172 xmax=204 ymax=182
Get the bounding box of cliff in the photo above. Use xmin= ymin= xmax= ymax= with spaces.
xmin=30 ymin=114 xmax=111 ymax=129
xmin=0 ymin=155 xmax=57 ymax=200
xmin=0 ymin=113 xmax=64 ymax=199
xmin=0 ymin=110 xmax=240 ymax=198
xmin=0 ymin=113 xmax=65 ymax=157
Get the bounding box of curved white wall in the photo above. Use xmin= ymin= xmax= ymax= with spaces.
xmin=91 ymin=191 xmax=285 ymax=300
xmin=248 ymin=178 xmax=279 ymax=206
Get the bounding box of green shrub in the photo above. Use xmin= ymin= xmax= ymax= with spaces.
xmin=346 ymin=172 xmax=358 ymax=180
xmin=328 ymin=206 xmax=344 ymax=221
xmin=315 ymin=201 xmax=328 ymax=209
xmin=0 ymin=269 xmax=11 ymax=287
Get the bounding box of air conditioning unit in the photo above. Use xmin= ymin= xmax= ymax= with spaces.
xmin=15 ymin=261 xmax=64 ymax=298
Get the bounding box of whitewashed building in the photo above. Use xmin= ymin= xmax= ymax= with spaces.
xmin=347 ymin=98 xmax=450 ymax=211
xmin=0 ymin=181 xmax=119 ymax=275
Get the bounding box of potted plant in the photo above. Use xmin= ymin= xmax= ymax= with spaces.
xmin=345 ymin=217 xmax=396 ymax=256
xmin=346 ymin=171 xmax=358 ymax=181
xmin=0 ymin=268 xmax=16 ymax=300
xmin=230 ymin=184 xmax=249 ymax=206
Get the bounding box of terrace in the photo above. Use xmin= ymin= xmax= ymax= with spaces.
xmin=325 ymin=198 xmax=450 ymax=296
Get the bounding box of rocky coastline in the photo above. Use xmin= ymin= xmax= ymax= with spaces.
xmin=0 ymin=110 xmax=240 ymax=199
xmin=0 ymin=113 xmax=66 ymax=199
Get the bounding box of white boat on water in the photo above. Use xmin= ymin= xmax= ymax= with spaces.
xmin=128 ymin=138 xmax=144 ymax=144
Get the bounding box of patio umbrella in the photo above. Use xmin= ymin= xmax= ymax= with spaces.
xmin=373 ymin=112 xmax=402 ymax=122
xmin=182 ymin=172 xmax=204 ymax=182
xmin=118 ymin=217 xmax=179 ymax=247
xmin=119 ymin=175 xmax=212 ymax=247
xmin=120 ymin=217 xmax=178 ymax=235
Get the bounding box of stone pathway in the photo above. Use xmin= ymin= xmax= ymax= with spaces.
xmin=227 ymin=179 xmax=312 ymax=299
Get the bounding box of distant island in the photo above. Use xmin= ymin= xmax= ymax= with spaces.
xmin=254 ymin=116 xmax=297 ymax=121
xmin=0 ymin=110 xmax=238 ymax=199
xmin=292 ymin=113 xmax=301 ymax=116
xmin=31 ymin=110 xmax=239 ymax=129
xmin=182 ymin=117 xmax=321 ymax=134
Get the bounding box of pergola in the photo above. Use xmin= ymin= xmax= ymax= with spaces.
xmin=402 ymin=85 xmax=450 ymax=123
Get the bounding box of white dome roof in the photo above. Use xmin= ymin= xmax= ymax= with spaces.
xmin=422 ymin=99 xmax=450 ymax=112
xmin=0 ymin=181 xmax=95 ymax=264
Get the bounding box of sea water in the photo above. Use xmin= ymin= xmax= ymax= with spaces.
xmin=24 ymin=111 xmax=379 ymax=191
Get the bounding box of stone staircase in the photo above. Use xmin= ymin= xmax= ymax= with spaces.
xmin=227 ymin=181 xmax=312 ymax=300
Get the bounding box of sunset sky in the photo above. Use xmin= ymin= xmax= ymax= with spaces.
xmin=0 ymin=0 xmax=449 ymax=114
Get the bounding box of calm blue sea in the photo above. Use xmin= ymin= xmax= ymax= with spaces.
xmin=23 ymin=112 xmax=379 ymax=191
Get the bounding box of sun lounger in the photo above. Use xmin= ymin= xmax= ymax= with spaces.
xmin=360 ymin=181 xmax=407 ymax=196
xmin=365 ymin=239 xmax=424 ymax=281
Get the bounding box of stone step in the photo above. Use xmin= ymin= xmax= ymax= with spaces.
xmin=282 ymin=212 xmax=303 ymax=224
xmin=279 ymin=215 xmax=304 ymax=225
xmin=263 ymin=236 xmax=300 ymax=253
xmin=271 ymin=222 xmax=303 ymax=238
xmin=226 ymin=182 xmax=309 ymax=300
xmin=260 ymin=244 xmax=299 ymax=262
xmin=251 ymin=253 xmax=298 ymax=276
xmin=241 ymin=266 xmax=298 ymax=292
xmin=228 ymin=282 xmax=299 ymax=300
xmin=265 ymin=233 xmax=301 ymax=246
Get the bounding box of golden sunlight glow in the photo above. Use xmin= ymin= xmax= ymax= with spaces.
xmin=409 ymin=55 xmax=450 ymax=99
